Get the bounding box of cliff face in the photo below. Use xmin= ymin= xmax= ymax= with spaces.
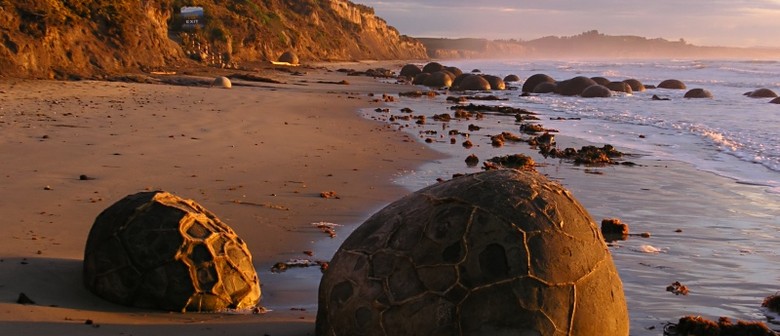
xmin=417 ymin=38 xmax=528 ymax=59
xmin=174 ymin=0 xmax=427 ymax=67
xmin=0 ymin=1 xmax=183 ymax=78
xmin=0 ymin=0 xmax=427 ymax=79
xmin=323 ymin=0 xmax=426 ymax=60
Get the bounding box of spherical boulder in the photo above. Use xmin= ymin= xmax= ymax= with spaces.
xmin=422 ymin=62 xmax=444 ymax=74
xmin=533 ymin=82 xmax=557 ymax=93
xmin=423 ymin=71 xmax=454 ymax=88
xmin=83 ymin=191 xmax=261 ymax=312
xmin=482 ymin=75 xmax=506 ymax=90
xmin=399 ymin=64 xmax=422 ymax=78
xmin=456 ymin=74 xmax=491 ymax=91
xmin=412 ymin=72 xmax=431 ymax=85
xmin=440 ymin=70 xmax=456 ymax=81
xmin=212 ymin=76 xmax=232 ymax=89
xmin=278 ymin=51 xmax=299 ymax=65
xmin=451 ymin=73 xmax=470 ymax=89
xmin=316 ymin=169 xmax=629 ymax=336
xmin=607 ymin=81 xmax=633 ymax=94
xmin=590 ymin=76 xmax=610 ymax=86
xmin=622 ymin=79 xmax=646 ymax=92
xmin=522 ymin=73 xmax=556 ymax=93
xmin=581 ymin=84 xmax=612 ymax=98
xmin=504 ymin=74 xmax=521 ymax=82
xmin=444 ymin=66 xmax=463 ymax=77
xmin=684 ymin=88 xmax=713 ymax=98
xmin=745 ymin=88 xmax=778 ymax=98
xmin=557 ymin=76 xmax=597 ymax=96
xmin=658 ymin=79 xmax=686 ymax=90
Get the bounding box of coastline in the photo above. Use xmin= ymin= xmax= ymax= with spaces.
xmin=0 ymin=64 xmax=441 ymax=335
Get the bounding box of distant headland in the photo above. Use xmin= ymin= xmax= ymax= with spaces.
xmin=417 ymin=30 xmax=780 ymax=60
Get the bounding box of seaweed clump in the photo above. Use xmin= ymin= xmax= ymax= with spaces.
xmin=540 ymin=144 xmax=625 ymax=165
xmin=664 ymin=316 xmax=776 ymax=336
xmin=484 ymin=154 xmax=536 ymax=171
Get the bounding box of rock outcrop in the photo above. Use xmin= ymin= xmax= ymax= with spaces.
xmin=0 ymin=0 xmax=427 ymax=79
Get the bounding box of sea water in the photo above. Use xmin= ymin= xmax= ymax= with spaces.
xmin=393 ymin=59 xmax=780 ymax=192
xmin=364 ymin=59 xmax=780 ymax=334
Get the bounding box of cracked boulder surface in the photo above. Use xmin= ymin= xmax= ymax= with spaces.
xmin=83 ymin=191 xmax=261 ymax=312
xmin=316 ymin=169 xmax=628 ymax=335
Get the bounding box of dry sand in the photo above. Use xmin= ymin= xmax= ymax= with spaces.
xmin=0 ymin=64 xmax=439 ymax=335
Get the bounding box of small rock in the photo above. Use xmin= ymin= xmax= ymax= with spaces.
xmin=320 ymin=191 xmax=339 ymax=199
xmin=43 ymin=185 xmax=52 ymax=190
xmin=252 ymin=306 xmax=270 ymax=314
xmin=212 ymin=76 xmax=232 ymax=89
xmin=601 ymin=218 xmax=629 ymax=238
xmin=17 ymin=292 xmax=35 ymax=305
xmin=762 ymin=293 xmax=780 ymax=312
xmin=465 ymin=154 xmax=479 ymax=166
xmin=666 ymin=281 xmax=689 ymax=295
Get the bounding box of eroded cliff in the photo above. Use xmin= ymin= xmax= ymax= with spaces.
xmin=0 ymin=0 xmax=427 ymax=79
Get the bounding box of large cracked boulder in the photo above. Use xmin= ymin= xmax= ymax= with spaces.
xmin=83 ymin=191 xmax=261 ymax=312
xmin=316 ymin=169 xmax=628 ymax=336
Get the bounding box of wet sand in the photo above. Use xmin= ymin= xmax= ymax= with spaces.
xmin=0 ymin=64 xmax=440 ymax=335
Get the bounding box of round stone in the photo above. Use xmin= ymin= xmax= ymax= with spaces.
xmin=316 ymin=169 xmax=629 ymax=335
xmin=83 ymin=191 xmax=261 ymax=312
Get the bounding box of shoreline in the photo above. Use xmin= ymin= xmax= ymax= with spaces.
xmin=361 ymin=74 xmax=780 ymax=334
xmin=0 ymin=64 xmax=441 ymax=335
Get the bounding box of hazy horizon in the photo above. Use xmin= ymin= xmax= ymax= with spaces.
xmin=357 ymin=1 xmax=780 ymax=49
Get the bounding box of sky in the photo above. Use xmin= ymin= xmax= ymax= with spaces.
xmin=356 ymin=1 xmax=780 ymax=48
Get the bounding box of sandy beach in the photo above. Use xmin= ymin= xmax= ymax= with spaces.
xmin=0 ymin=64 xmax=439 ymax=335
xmin=3 ymin=60 xmax=779 ymax=336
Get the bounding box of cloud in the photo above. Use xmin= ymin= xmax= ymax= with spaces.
xmin=356 ymin=1 xmax=780 ymax=47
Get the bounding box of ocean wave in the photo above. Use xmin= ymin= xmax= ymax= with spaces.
xmin=698 ymin=128 xmax=742 ymax=151
xmin=739 ymin=59 xmax=779 ymax=65
xmin=717 ymin=66 xmax=780 ymax=78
